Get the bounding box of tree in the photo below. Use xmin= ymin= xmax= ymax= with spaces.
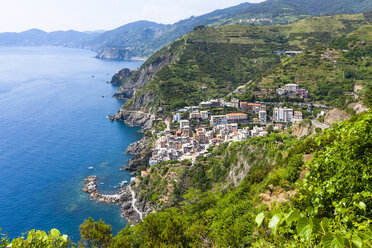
xmin=79 ymin=218 xmax=112 ymax=248
xmin=0 ymin=228 xmax=9 ymax=248
xmin=363 ymin=84 xmax=372 ymax=108
xmin=8 ymin=229 xmax=70 ymax=248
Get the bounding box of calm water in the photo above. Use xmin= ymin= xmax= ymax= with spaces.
xmin=0 ymin=47 xmax=143 ymax=241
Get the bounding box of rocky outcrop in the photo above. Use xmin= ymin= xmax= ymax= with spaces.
xmin=126 ymin=137 xmax=151 ymax=154
xmin=324 ymin=108 xmax=351 ymax=125
xmin=348 ymin=101 xmax=369 ymax=114
xmin=122 ymin=137 xmax=153 ymax=172
xmin=109 ymin=110 xmax=155 ymax=130
xmin=82 ymin=176 xmax=153 ymax=224
xmin=110 ymin=68 xmax=136 ymax=86
xmin=292 ymin=121 xmax=315 ymax=138
xmin=96 ymin=47 xmax=146 ymax=61
xmin=113 ymin=51 xmax=173 ymax=100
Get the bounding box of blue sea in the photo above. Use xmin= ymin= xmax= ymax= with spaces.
xmin=0 ymin=47 xmax=143 ymax=241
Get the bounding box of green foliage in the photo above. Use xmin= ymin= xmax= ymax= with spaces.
xmin=79 ymin=217 xmax=112 ymax=248
xmin=255 ymin=111 xmax=372 ymax=247
xmin=364 ymin=83 xmax=372 ymax=108
xmin=0 ymin=228 xmax=9 ymax=248
xmin=8 ymin=229 xmax=70 ymax=248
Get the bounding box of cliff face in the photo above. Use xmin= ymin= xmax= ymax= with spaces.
xmin=110 ymin=68 xmax=135 ymax=85
xmin=113 ymin=50 xmax=173 ymax=100
xmin=96 ymin=47 xmax=145 ymax=60
xmin=109 ymin=109 xmax=155 ymax=129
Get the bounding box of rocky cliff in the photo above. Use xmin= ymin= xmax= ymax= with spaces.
xmin=113 ymin=49 xmax=173 ymax=100
xmin=110 ymin=68 xmax=135 ymax=86
xmin=122 ymin=136 xmax=153 ymax=172
xmin=96 ymin=47 xmax=146 ymax=60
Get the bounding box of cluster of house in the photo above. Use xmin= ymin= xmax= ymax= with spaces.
xmin=241 ymin=18 xmax=273 ymax=24
xmin=149 ymin=97 xmax=305 ymax=165
xmin=276 ymin=84 xmax=309 ymax=99
xmin=150 ymin=117 xmax=283 ymax=165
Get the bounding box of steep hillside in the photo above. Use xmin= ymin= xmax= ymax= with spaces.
xmin=90 ymin=21 xmax=170 ymax=60
xmin=112 ymin=111 xmax=371 ymax=247
xmin=113 ymin=14 xmax=369 ymax=119
xmin=93 ymin=3 xmax=255 ymax=59
xmin=7 ymin=111 xmax=369 ymax=247
xmin=233 ymin=23 xmax=372 ymax=108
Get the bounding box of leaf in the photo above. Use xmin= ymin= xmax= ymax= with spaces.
xmin=352 ymin=235 xmax=363 ymax=248
xmin=322 ymin=233 xmax=345 ymax=248
xmin=297 ymin=217 xmax=312 ymax=243
xmin=255 ymin=213 xmax=265 ymax=227
xmin=268 ymin=214 xmax=282 ymax=235
xmin=358 ymin=201 xmax=366 ymax=211
xmin=321 ymin=218 xmax=329 ymax=233
xmin=61 ymin=234 xmax=68 ymax=242
xmin=285 ymin=209 xmax=300 ymax=224
xmin=50 ymin=228 xmax=60 ymax=237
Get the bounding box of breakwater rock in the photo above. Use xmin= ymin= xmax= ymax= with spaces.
xmin=82 ymin=176 xmax=153 ymax=224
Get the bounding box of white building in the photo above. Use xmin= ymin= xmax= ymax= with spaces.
xmin=180 ymin=120 xmax=190 ymax=128
xmin=285 ymin=84 xmax=299 ymax=93
xmin=189 ymin=111 xmax=201 ymax=119
xmin=292 ymin=111 xmax=303 ymax=123
xmin=259 ymin=111 xmax=267 ymax=123
xmin=226 ymin=113 xmax=248 ymax=124
xmin=200 ymin=111 xmax=209 ymax=120
xmin=173 ymin=113 xmax=181 ymax=123
xmin=273 ymin=107 xmax=293 ymax=122
xmin=231 ymin=98 xmax=240 ymax=109
xmin=210 ymin=115 xmax=228 ymax=126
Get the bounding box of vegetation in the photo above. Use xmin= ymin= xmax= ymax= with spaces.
xmin=124 ymin=14 xmax=370 ymax=114
xmin=242 ymin=29 xmax=372 ymax=108
xmin=4 ymin=111 xmax=368 ymax=247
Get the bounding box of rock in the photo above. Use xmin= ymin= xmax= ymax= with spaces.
xmin=292 ymin=120 xmax=315 ymax=138
xmin=96 ymin=48 xmax=146 ymax=61
xmin=126 ymin=137 xmax=150 ymax=154
xmin=82 ymin=176 xmax=98 ymax=193
xmin=109 ymin=110 xmax=155 ymax=130
xmin=110 ymin=68 xmax=135 ymax=86
xmin=324 ymin=108 xmax=351 ymax=125
xmin=82 ymin=176 xmax=149 ymax=225
xmin=113 ymin=51 xmax=172 ymax=100
xmin=348 ymin=101 xmax=369 ymax=114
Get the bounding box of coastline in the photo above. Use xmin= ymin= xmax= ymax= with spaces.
xmin=83 ymin=111 xmax=155 ymax=224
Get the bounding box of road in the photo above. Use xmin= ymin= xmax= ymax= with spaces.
xmin=311 ymin=120 xmax=330 ymax=130
xmin=129 ymin=185 xmax=143 ymax=221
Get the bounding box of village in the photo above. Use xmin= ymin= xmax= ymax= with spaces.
xmin=149 ymin=83 xmax=309 ymax=165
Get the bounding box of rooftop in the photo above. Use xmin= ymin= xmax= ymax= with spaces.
xmin=226 ymin=113 xmax=248 ymax=117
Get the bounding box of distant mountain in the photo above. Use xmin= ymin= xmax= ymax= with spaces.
xmin=93 ymin=3 xmax=255 ymax=59
xmin=0 ymin=29 xmax=100 ymax=47
xmin=0 ymin=0 xmax=371 ymax=60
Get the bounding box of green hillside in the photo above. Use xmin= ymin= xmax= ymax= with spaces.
xmin=123 ymin=14 xmax=370 ymax=113
xmin=231 ymin=24 xmax=372 ymax=108
xmin=3 ymin=111 xmax=370 ymax=247
xmin=225 ymin=0 xmax=372 ymax=25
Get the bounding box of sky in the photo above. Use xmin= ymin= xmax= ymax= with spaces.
xmin=0 ymin=0 xmax=264 ymax=33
